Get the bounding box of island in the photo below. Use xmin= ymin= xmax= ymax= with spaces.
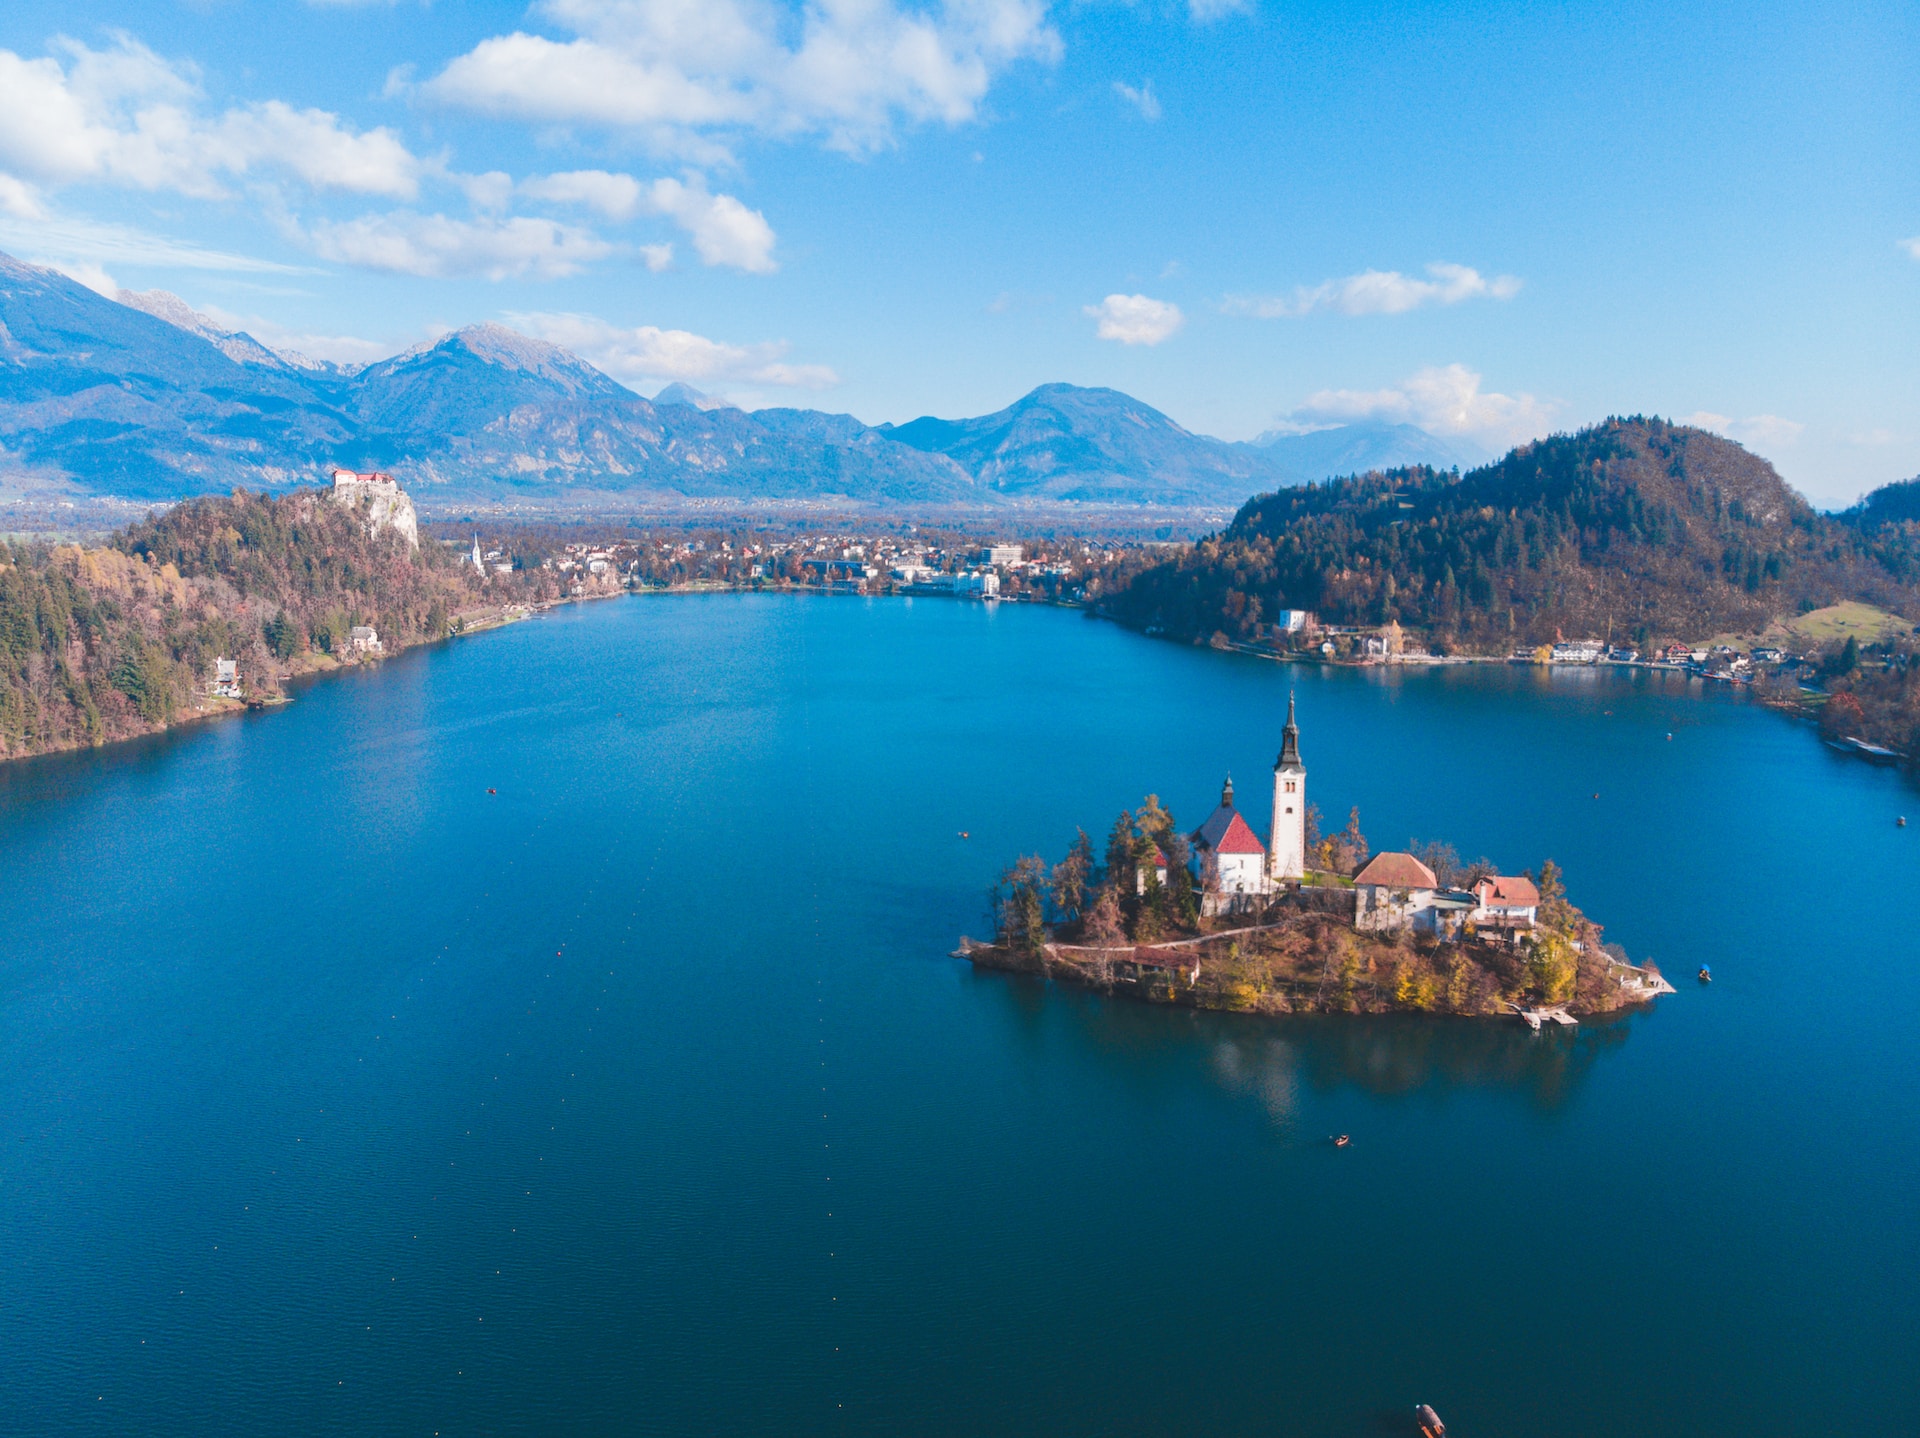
xmin=964 ymin=695 xmax=1673 ymax=1022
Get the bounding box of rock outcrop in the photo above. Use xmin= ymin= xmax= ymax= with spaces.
xmin=329 ymin=467 xmax=419 ymax=548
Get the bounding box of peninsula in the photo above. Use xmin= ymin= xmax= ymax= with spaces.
xmin=967 ymin=696 xmax=1673 ymax=1021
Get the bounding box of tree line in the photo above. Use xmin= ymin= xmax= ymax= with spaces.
xmin=1105 ymin=418 xmax=1920 ymax=654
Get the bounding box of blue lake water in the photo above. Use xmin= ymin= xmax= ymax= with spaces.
xmin=1 ymin=594 xmax=1916 ymax=1437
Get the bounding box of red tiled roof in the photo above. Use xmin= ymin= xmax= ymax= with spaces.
xmin=1353 ymin=851 xmax=1439 ymax=889
xmin=1194 ymin=803 xmax=1266 ymax=856
xmin=1476 ymin=875 xmax=1539 ymax=907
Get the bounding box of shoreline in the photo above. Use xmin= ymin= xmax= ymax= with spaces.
xmin=0 ymin=579 xmax=1885 ymax=772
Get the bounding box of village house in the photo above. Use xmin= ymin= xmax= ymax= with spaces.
xmin=1135 ymin=845 xmax=1170 ymax=895
xmin=1352 ymin=851 xmax=1441 ymax=931
xmin=348 ymin=625 xmax=384 ymax=656
xmin=1472 ymin=874 xmax=1540 ymax=942
xmin=210 ymin=657 xmax=241 ymax=699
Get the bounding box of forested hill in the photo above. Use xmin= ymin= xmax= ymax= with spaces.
xmin=0 ymin=488 xmax=501 ymax=761
xmin=1105 ymin=418 xmax=1920 ymax=651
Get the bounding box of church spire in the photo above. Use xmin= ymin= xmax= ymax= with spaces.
xmin=1276 ymin=690 xmax=1302 ymax=770
xmin=1221 ymin=774 xmax=1235 ymax=808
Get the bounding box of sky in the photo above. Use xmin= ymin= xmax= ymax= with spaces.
xmin=0 ymin=0 xmax=1915 ymax=506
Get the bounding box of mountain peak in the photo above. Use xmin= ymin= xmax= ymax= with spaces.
xmin=380 ymin=323 xmax=623 ymax=397
xmin=112 ymin=287 xmax=327 ymax=373
xmin=653 ymin=381 xmax=736 ymax=412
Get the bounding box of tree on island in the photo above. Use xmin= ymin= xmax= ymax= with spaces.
xmin=993 ymin=855 xmax=1050 ymax=958
xmin=1050 ymin=830 xmax=1094 ymax=921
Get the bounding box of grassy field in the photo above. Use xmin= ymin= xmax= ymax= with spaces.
xmin=1775 ymin=602 xmax=1913 ymax=647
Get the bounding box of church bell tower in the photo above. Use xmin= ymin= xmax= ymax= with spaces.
xmin=1269 ymin=692 xmax=1307 ymax=882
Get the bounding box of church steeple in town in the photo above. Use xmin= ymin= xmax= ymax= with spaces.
xmin=1221 ymin=774 xmax=1235 ymax=808
xmin=1269 ymin=691 xmax=1307 ymax=882
xmin=1277 ymin=691 xmax=1303 ymax=771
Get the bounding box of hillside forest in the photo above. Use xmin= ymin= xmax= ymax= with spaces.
xmin=0 ymin=489 xmax=533 ymax=761
xmin=1106 ymin=418 xmax=1920 ymax=654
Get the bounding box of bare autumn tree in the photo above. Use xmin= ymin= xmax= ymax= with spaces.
xmin=1083 ymin=884 xmax=1125 ymax=947
xmin=1412 ymin=839 xmax=1462 ymax=887
xmin=1051 ymin=829 xmax=1094 ymax=920
xmin=1330 ymin=806 xmax=1370 ymax=875
xmin=993 ymin=855 xmax=1050 ymax=956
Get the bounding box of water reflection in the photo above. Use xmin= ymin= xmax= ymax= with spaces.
xmin=981 ymin=969 xmax=1640 ymax=1116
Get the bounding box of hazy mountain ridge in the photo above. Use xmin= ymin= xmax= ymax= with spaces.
xmin=880 ymin=383 xmax=1286 ymax=506
xmin=1251 ymin=420 xmax=1489 ymax=480
xmin=0 ymin=250 xmax=1514 ymax=510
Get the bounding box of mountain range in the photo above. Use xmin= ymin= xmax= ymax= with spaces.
xmin=0 ymin=251 xmax=1472 ymax=510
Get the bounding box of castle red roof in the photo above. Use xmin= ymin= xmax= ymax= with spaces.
xmin=1353 ymin=852 xmax=1439 ymax=889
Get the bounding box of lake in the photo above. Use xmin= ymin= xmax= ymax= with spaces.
xmin=1 ymin=594 xmax=1915 ymax=1437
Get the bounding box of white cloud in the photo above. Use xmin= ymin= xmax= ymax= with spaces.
xmin=505 ymin=310 xmax=838 ymax=388
xmin=639 ymin=243 xmax=674 ymax=272
xmin=643 ymin=175 xmax=775 ymax=271
xmin=1296 ymin=364 xmax=1555 ymax=449
xmin=1224 ymin=262 xmax=1522 ymax=318
xmin=1113 ymin=80 xmax=1160 ymax=121
xmin=1084 ymin=292 xmax=1183 ymax=345
xmin=521 ymin=168 xmax=773 ymax=270
xmin=1680 ymin=411 xmax=1806 ymax=452
xmin=309 ymin=212 xmax=612 ymax=279
xmin=54 ymin=260 xmax=120 ymax=296
xmin=0 ymin=209 xmax=305 ymax=272
xmin=0 ymin=35 xmax=420 ymax=200
xmin=0 ymin=173 xmax=44 ymax=219
xmin=1902 ymin=236 xmax=1920 ymax=260
xmin=195 ymin=302 xmax=392 ymax=366
xmin=1187 ymin=0 xmax=1251 ymax=19
xmin=522 ymin=168 xmax=645 ymax=220
xmin=421 ymin=0 xmax=1062 ymax=154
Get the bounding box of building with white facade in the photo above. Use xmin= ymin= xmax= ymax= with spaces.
xmin=1268 ymin=693 xmax=1307 ymax=882
xmin=1190 ymin=776 xmax=1269 ymax=915
xmin=1353 ymin=851 xmax=1441 ymax=932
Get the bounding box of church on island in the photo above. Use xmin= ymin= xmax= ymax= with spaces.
xmin=1187 ymin=694 xmax=1539 ymax=940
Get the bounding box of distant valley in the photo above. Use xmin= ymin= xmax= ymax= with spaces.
xmin=0 ymin=252 xmax=1470 ymax=513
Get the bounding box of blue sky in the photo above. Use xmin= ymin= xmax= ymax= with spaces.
xmin=0 ymin=0 xmax=1915 ymax=505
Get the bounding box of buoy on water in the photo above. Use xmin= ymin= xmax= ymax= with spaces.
xmin=1899 ymin=816 xmax=1908 ymax=828
xmin=487 ymin=788 xmax=497 ymax=795
xmin=1667 ymin=732 xmax=1674 ymax=741
xmin=959 ymin=831 xmax=969 ymax=839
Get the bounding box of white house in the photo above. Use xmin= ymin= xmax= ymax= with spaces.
xmin=348 ymin=625 xmax=384 ymax=656
xmin=211 ymin=657 xmax=241 ymax=699
xmin=1472 ymin=875 xmax=1539 ymax=941
xmin=1353 ymin=851 xmax=1440 ymax=932
xmin=1191 ymin=776 xmax=1269 ymax=915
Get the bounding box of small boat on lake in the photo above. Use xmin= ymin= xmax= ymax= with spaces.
xmin=1416 ymin=1403 xmax=1446 ymax=1437
xmin=1332 ymin=1134 xmax=1350 ymax=1148
xmin=1697 ymin=966 xmax=1712 ymax=983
